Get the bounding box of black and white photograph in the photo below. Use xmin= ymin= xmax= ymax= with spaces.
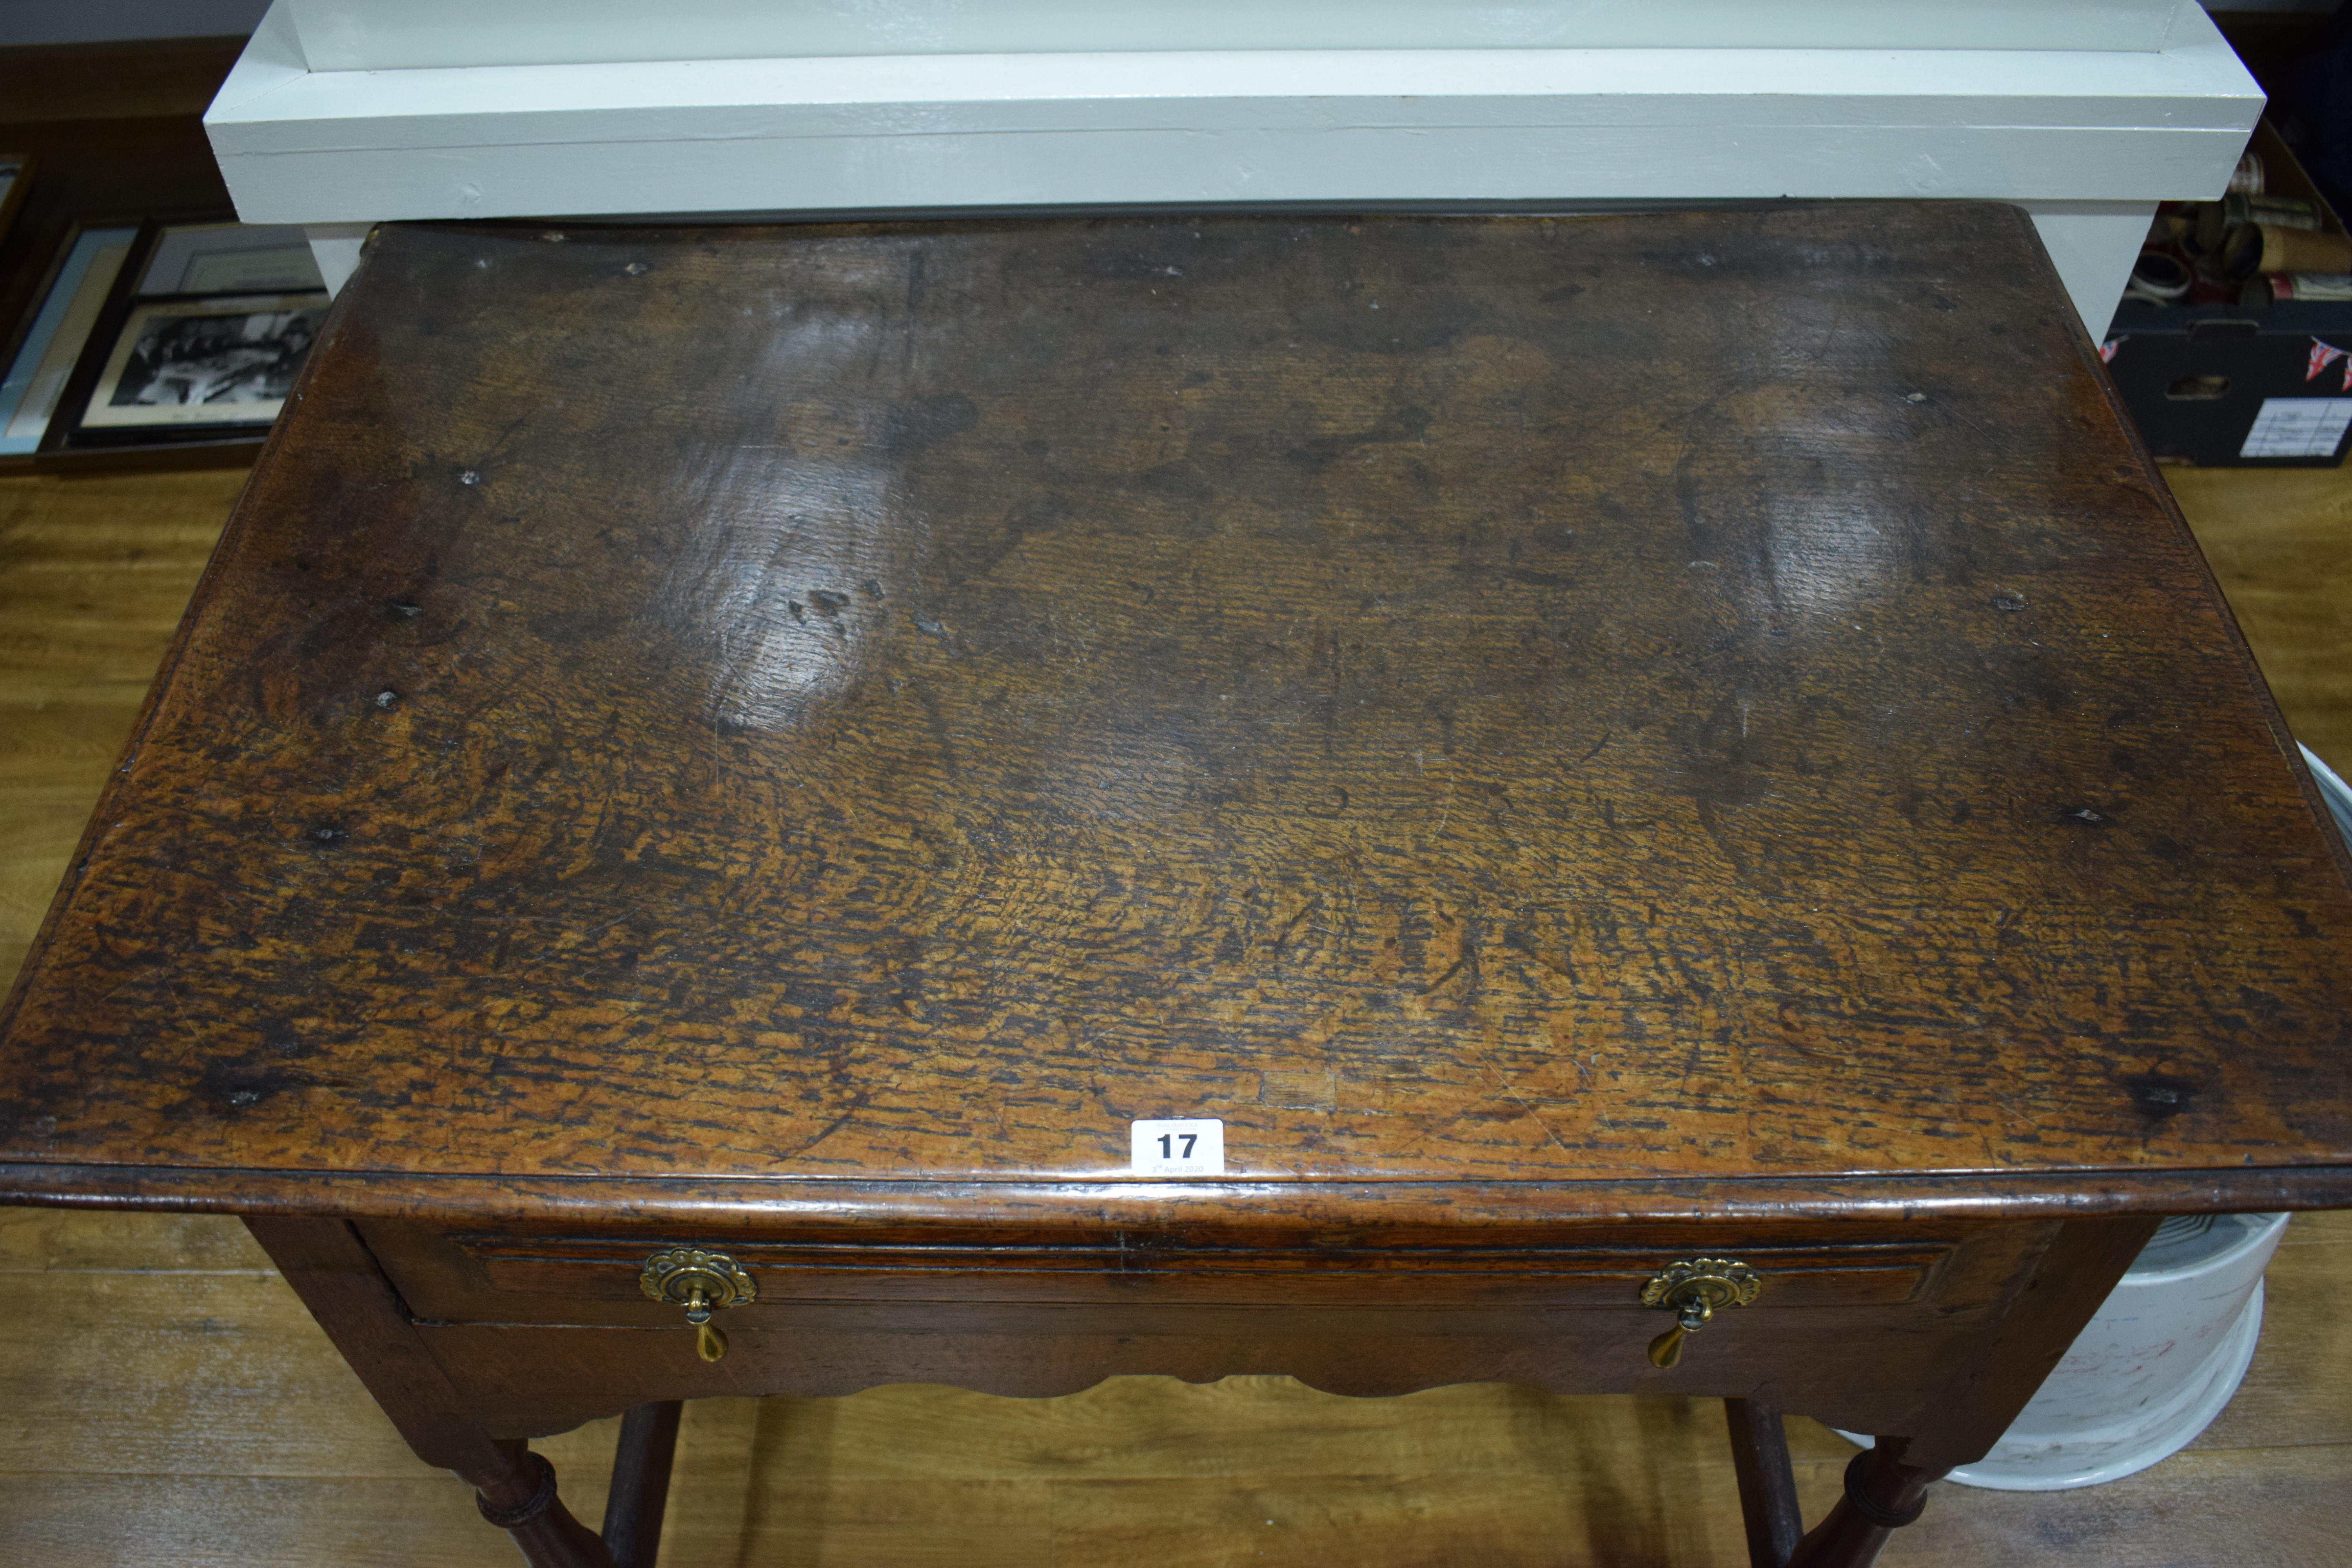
xmin=81 ymin=290 xmax=328 ymax=427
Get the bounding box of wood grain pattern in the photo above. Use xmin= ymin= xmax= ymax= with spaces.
xmin=3 ymin=207 xmax=2350 ymax=1223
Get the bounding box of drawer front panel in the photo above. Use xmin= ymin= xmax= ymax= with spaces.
xmin=363 ymin=1220 xmax=2042 ymax=1324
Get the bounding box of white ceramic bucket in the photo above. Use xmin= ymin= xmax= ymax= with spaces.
xmin=1839 ymin=1210 xmax=2290 ymax=1490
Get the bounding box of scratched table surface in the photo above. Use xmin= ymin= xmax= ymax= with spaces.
xmin=2 ymin=205 xmax=2349 ymax=1214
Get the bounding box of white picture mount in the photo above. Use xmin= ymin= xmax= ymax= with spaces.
xmin=206 ymin=0 xmax=2263 ymax=335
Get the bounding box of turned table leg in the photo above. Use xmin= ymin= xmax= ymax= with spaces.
xmin=467 ymin=1440 xmax=618 ymax=1567
xmin=1784 ymin=1440 xmax=1947 ymax=1568
xmin=244 ymin=1217 xmax=617 ymax=1568
xmin=1785 ymin=1214 xmax=2163 ymax=1568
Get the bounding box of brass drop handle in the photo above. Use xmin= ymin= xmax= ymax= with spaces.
xmin=1641 ymin=1257 xmax=1762 ymax=1368
xmin=640 ymin=1247 xmax=757 ymax=1362
xmin=682 ymin=1283 xmax=724 ymax=1363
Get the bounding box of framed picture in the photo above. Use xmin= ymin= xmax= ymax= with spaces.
xmin=80 ymin=292 xmax=328 ymax=429
xmin=18 ymin=215 xmax=335 ymax=461
xmin=0 ymin=222 xmax=140 ymax=457
xmin=134 ymin=221 xmax=322 ymax=296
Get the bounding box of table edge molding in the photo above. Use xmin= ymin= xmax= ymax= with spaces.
xmin=0 ymin=1160 xmax=2342 ymax=1228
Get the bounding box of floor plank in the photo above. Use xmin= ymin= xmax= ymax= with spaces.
xmin=0 ymin=1207 xmax=274 ymax=1273
xmin=0 ymin=470 xmax=238 ymax=982
xmin=1873 ymin=1445 xmax=2352 ymax=1568
xmin=0 ymin=1474 xmax=610 ymax=1568
xmin=2163 ymin=464 xmax=2352 ymax=770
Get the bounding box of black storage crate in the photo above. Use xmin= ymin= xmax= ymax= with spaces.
xmin=2104 ymin=300 xmax=2352 ymax=466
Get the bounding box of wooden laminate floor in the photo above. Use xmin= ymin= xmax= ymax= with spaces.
xmin=1 ymin=464 xmax=2348 ymax=1566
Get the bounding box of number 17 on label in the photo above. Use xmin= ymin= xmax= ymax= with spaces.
xmin=1131 ymin=1118 xmax=1225 ymax=1176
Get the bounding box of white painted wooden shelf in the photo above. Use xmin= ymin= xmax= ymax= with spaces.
xmin=206 ymin=0 xmax=2264 ymax=333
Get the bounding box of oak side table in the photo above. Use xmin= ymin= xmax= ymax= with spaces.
xmin=4 ymin=205 xmax=2350 ymax=1568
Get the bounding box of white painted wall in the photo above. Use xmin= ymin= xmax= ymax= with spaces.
xmin=207 ymin=0 xmax=2263 ymax=334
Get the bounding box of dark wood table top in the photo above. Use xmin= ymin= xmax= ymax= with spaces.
xmin=4 ymin=204 xmax=2350 ymax=1229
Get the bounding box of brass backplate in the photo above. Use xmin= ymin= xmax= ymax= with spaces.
xmin=639 ymin=1246 xmax=758 ymax=1310
xmin=1640 ymin=1256 xmax=1763 ymax=1314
